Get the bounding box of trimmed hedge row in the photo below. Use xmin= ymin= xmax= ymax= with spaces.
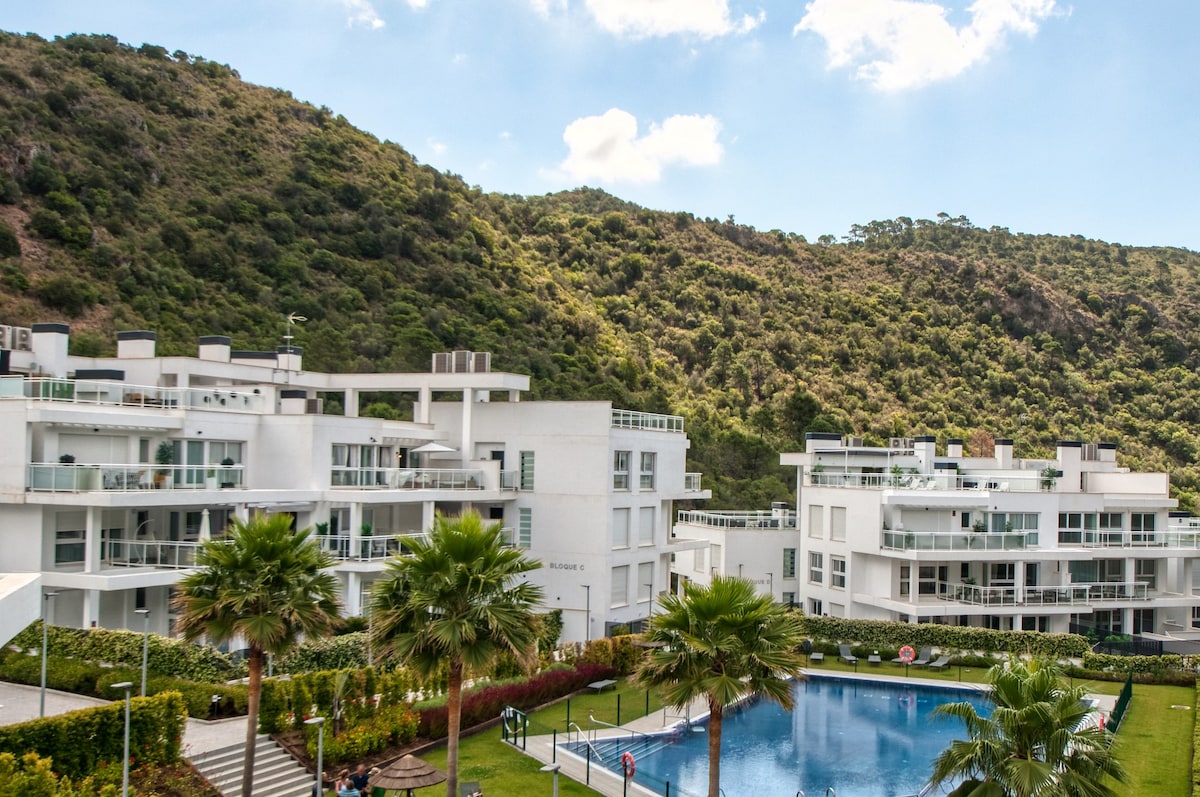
xmin=800 ymin=616 xmax=1090 ymax=658
xmin=0 ymin=651 xmax=247 ymax=719
xmin=416 ymin=663 xmax=615 ymax=739
xmin=276 ymin=632 xmax=369 ymax=674
xmin=259 ymin=665 xmax=446 ymax=734
xmin=1081 ymin=652 xmax=1184 ymax=673
xmin=0 ymin=691 xmax=186 ymax=780
xmin=1062 ymin=663 xmax=1196 ymax=687
xmin=10 ymin=621 xmax=237 ymax=683
xmin=575 ymin=635 xmax=643 ymax=674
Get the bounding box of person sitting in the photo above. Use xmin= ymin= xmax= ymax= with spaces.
xmin=336 ymin=770 xmax=360 ymax=797
xmin=349 ymin=764 xmax=370 ymax=795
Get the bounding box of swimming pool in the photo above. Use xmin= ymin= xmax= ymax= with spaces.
xmin=566 ymin=676 xmax=992 ymax=797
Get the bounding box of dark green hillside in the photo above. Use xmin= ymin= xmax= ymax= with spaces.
xmin=2 ymin=32 xmax=1200 ymax=509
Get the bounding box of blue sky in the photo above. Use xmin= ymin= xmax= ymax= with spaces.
xmin=6 ymin=1 xmax=1199 ymax=249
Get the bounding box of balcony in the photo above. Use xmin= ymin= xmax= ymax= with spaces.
xmin=882 ymin=529 xmax=1038 ymax=552
xmin=936 ymin=580 xmax=1149 ymax=607
xmin=1058 ymin=527 xmax=1200 ymax=550
xmin=102 ymin=539 xmax=202 ymax=569
xmin=676 ymin=510 xmax=798 ymax=530
xmin=808 ymin=470 xmax=1042 ymax=492
xmin=329 ymin=467 xmax=485 ymax=490
xmin=684 ymin=472 xmax=704 ymax=492
xmin=1 ymin=376 xmax=265 ymax=413
xmin=315 ymin=533 xmax=424 ymax=562
xmin=29 ymin=463 xmax=244 ymax=492
xmin=611 ymin=409 xmax=684 ymax=433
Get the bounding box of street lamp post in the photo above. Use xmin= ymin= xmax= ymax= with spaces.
xmin=40 ymin=591 xmax=59 ymax=717
xmin=581 ymin=584 xmax=591 ymax=643
xmin=305 ymin=716 xmax=326 ymax=797
xmin=134 ymin=609 xmax=151 ymax=697
xmin=112 ymin=681 xmax=134 ymax=797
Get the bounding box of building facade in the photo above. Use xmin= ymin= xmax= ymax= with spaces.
xmin=674 ymin=432 xmax=1200 ymax=639
xmin=0 ymin=323 xmax=708 ymax=644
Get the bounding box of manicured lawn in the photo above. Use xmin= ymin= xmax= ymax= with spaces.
xmin=1111 ymin=683 xmax=1194 ymax=797
xmin=420 ymin=727 xmax=598 ymax=796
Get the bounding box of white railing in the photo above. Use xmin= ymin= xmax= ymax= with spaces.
xmin=611 ymin=409 xmax=684 ymax=433
xmin=330 ymin=467 xmax=485 ymax=490
xmin=808 ymin=470 xmax=1044 ymax=492
xmin=676 ymin=510 xmax=798 ymax=530
xmin=1 ymin=376 xmax=266 ymax=412
xmin=1059 ymin=528 xmax=1200 ymax=549
xmin=500 ymin=470 xmax=518 ymax=490
xmin=882 ymin=530 xmax=1038 ymax=552
xmin=684 ymin=472 xmax=704 ymax=492
xmin=102 ymin=539 xmax=203 ymax=569
xmin=28 ymin=463 xmax=244 ymax=492
xmin=315 ymin=533 xmax=425 ymax=561
xmin=937 ymin=580 xmax=1149 ymax=607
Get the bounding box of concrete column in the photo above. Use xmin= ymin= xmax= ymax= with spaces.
xmin=460 ymin=391 xmax=473 ymax=464
xmin=345 ymin=572 xmax=361 ymax=616
xmin=234 ymin=504 xmax=250 ymax=523
xmin=421 ymin=501 xmax=435 ymax=533
xmin=81 ymin=590 xmax=100 ymax=629
xmin=1121 ymin=607 xmax=1134 ymax=635
xmin=85 ymin=506 xmax=102 ymax=574
xmin=1015 ymin=559 xmax=1026 ymax=604
xmin=349 ymin=503 xmax=363 ymax=560
xmin=416 ymin=386 xmax=432 ymax=424
xmin=345 ymin=389 xmax=358 ymax=418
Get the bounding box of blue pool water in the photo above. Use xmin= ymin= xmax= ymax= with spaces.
xmin=567 ymin=676 xmax=992 ymax=797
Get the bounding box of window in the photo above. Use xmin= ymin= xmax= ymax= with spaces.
xmin=1025 ymin=562 xmax=1039 ymax=587
xmin=1192 ymin=606 xmax=1200 ymax=629
xmin=517 ymin=508 xmax=532 ymax=549
xmin=809 ymin=598 xmax=823 ymax=616
xmin=709 ymin=543 xmax=722 ymax=573
xmin=989 ymin=563 xmax=1015 ymax=585
xmin=809 ymin=552 xmax=823 ymax=584
xmin=612 ymin=508 xmax=630 ymax=548
xmin=55 ymin=530 xmax=85 ymax=564
xmin=782 ymin=591 xmax=796 ymax=606
xmin=1132 ymin=513 xmax=1156 ymax=543
xmin=1099 ymin=512 xmax=1123 ymax=530
xmin=830 ymin=556 xmax=846 ymax=589
xmin=961 ymin=511 xmax=972 ymax=529
xmin=519 ymin=451 xmax=535 ymax=490
xmin=638 ymin=507 xmax=654 ymax=546
xmin=1135 ymin=559 xmax=1156 ymax=590
xmin=638 ymin=562 xmax=653 ymax=602
xmin=613 ymin=450 xmax=631 ymax=489
xmin=611 ymin=565 xmax=629 ymax=606
xmin=1133 ymin=608 xmax=1155 ymax=634
xmin=993 ymin=513 xmax=1039 ymax=532
xmin=900 ymin=565 xmax=911 ymax=597
xmin=830 ymin=507 xmax=846 ymax=541
xmin=639 ymin=452 xmax=656 ymax=490
xmin=918 ymin=565 xmax=938 ymax=596
xmin=135 ymin=587 xmax=147 ymax=610
xmin=694 ymin=547 xmax=706 ymax=573
xmin=782 ymin=548 xmax=796 ymax=579
xmin=808 ymin=505 xmax=824 ymax=538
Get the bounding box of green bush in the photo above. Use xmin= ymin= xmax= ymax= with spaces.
xmin=1081 ymin=652 xmax=1184 ymax=673
xmin=276 ymin=632 xmax=368 ymax=673
xmin=0 ymin=691 xmax=185 ymax=780
xmin=0 ymin=751 xmax=119 ymax=797
xmin=800 ymin=616 xmax=1090 ymax=659
xmin=259 ymin=666 xmax=436 ymax=734
xmin=305 ymin=704 xmax=419 ymax=766
xmin=10 ymin=621 xmax=237 ymax=683
xmin=0 ymin=221 xmax=19 ymax=257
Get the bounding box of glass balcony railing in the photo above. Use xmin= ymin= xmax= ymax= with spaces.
xmin=808 ymin=470 xmax=1043 ymax=492
xmin=611 ymin=409 xmax=684 ymax=433
xmin=315 ymin=533 xmax=426 ymax=562
xmin=101 ymin=539 xmax=203 ymax=569
xmin=936 ymin=580 xmax=1149 ymax=607
xmin=1058 ymin=528 xmax=1200 ymax=549
xmin=28 ymin=463 xmax=244 ymax=492
xmin=684 ymin=472 xmax=704 ymax=492
xmin=676 ymin=510 xmax=798 ymax=530
xmin=329 ymin=467 xmax=485 ymax=490
xmin=1 ymin=376 xmax=265 ymax=412
xmin=882 ymin=530 xmax=1038 ymax=551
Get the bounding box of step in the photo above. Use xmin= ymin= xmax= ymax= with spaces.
xmin=190 ymin=734 xmax=314 ymax=797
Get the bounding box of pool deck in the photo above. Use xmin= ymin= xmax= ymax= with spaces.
xmin=512 ymin=668 xmax=1117 ymax=795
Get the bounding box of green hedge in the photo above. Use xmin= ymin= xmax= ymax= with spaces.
xmin=10 ymin=621 xmax=237 ymax=683
xmin=1062 ymin=663 xmax=1195 ymax=687
xmin=0 ymin=691 xmax=186 ymax=780
xmin=276 ymin=632 xmax=369 ymax=673
xmin=259 ymin=666 xmax=441 ymax=734
xmin=575 ymin=635 xmax=642 ymax=674
xmin=0 ymin=651 xmax=247 ymax=718
xmin=1081 ymin=652 xmax=1185 ymax=673
xmin=304 ymin=704 xmax=419 ymax=766
xmin=800 ymin=616 xmax=1090 ymax=658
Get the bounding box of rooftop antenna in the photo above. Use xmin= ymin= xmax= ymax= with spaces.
xmin=284 ymin=313 xmax=307 ymax=347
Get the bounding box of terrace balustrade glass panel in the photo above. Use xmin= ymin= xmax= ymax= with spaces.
xmin=0 ymin=376 xmax=265 ymax=412
xmin=102 ymin=539 xmax=202 ymax=568
xmin=936 ymin=581 xmax=1149 ymax=606
xmin=676 ymin=510 xmax=798 ymax=530
xmin=882 ymin=530 xmax=1037 ymax=551
xmin=29 ymin=463 xmax=244 ymax=492
xmin=329 ymin=467 xmax=484 ymax=490
xmin=808 ymin=469 xmax=1042 ymax=492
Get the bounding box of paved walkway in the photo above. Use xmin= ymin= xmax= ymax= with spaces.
xmin=0 ymin=681 xmax=248 ymax=757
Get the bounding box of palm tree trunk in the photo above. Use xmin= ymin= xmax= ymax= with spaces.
xmin=707 ymin=699 xmax=723 ymax=797
xmin=445 ymin=658 xmax=463 ymax=797
xmin=242 ymin=645 xmax=264 ymax=797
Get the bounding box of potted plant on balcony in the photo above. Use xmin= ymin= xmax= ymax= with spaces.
xmin=220 ymin=457 xmax=237 ymax=488
xmin=154 ymin=441 xmax=173 ymax=488
xmin=1040 ymin=465 xmax=1058 ymax=491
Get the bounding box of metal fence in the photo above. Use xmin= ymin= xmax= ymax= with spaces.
xmin=1107 ymin=673 xmax=1134 ymax=737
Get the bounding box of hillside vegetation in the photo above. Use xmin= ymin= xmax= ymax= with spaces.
xmin=2 ymin=31 xmax=1199 ymax=509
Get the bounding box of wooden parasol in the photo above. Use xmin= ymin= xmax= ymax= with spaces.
xmin=368 ymin=755 xmax=448 ymax=797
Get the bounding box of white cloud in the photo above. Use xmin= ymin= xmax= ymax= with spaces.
xmin=794 ymin=0 xmax=1055 ymax=91
xmin=451 ymin=52 xmax=467 ymax=64
xmin=427 ymin=137 xmax=447 ymax=156
xmin=405 ymin=0 xmax=430 ymax=7
xmin=583 ymin=0 xmax=764 ymax=40
xmin=341 ymin=0 xmax=385 ymax=29
xmin=558 ymin=108 xmax=722 ymax=184
xmin=529 ymin=0 xmax=568 ymax=17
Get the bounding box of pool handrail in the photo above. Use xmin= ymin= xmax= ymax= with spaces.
xmin=587 ymin=711 xmax=655 ymax=742
xmin=567 ymin=721 xmax=606 ymax=763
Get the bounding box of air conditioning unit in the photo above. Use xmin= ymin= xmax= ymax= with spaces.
xmin=432 ymin=351 xmax=492 ymax=374
xmin=890 ymin=437 xmax=915 ymax=450
xmin=432 ymin=352 xmax=452 ymax=373
xmin=305 ymin=398 xmax=323 ymax=414
xmin=1082 ymin=443 xmax=1099 ymax=461
xmin=847 ymin=436 xmax=864 ymax=447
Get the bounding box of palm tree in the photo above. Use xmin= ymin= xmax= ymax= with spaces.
xmin=175 ymin=513 xmax=340 ymax=797
xmin=368 ymin=510 xmax=543 ymax=797
xmin=635 ymin=575 xmax=806 ymax=797
xmin=930 ymin=660 xmax=1126 ymax=797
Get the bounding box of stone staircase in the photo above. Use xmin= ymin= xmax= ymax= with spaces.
xmin=190 ymin=735 xmax=314 ymax=797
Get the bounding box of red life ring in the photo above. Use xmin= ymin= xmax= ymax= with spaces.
xmin=898 ymin=645 xmax=916 ymax=664
xmin=621 ymin=751 xmax=636 ymax=779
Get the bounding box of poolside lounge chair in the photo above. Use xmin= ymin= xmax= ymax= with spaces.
xmin=928 ymin=655 xmax=952 ymax=670
xmin=838 ymin=644 xmax=858 ymax=665
xmin=460 ymin=782 xmax=483 ymax=797
xmin=809 ymin=651 xmax=824 ymax=664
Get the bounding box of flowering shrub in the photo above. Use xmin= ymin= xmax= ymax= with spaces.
xmin=305 ymin=705 xmax=419 ymax=765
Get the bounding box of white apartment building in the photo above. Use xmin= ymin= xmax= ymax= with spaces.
xmin=0 ymin=323 xmax=708 ymax=645
xmin=675 ymin=432 xmax=1200 ymax=639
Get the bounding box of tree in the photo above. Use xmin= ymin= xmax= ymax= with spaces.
xmin=635 ymin=576 xmax=806 ymax=797
xmin=175 ymin=514 xmax=340 ymax=797
xmin=930 ymin=660 xmax=1126 ymax=797
xmin=368 ymin=511 xmax=543 ymax=797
